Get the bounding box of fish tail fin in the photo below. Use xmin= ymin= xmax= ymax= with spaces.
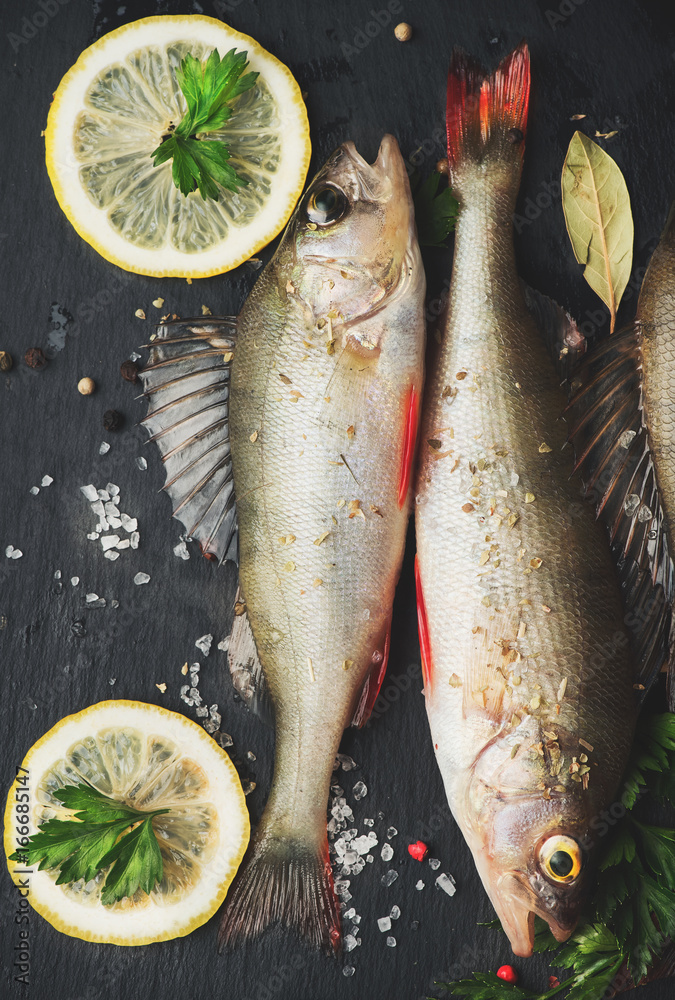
xmin=218 ymin=825 xmax=341 ymax=955
xmin=446 ymin=41 xmax=530 ymax=170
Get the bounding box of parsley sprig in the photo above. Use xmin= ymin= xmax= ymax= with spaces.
xmin=436 ymin=713 xmax=675 ymax=1000
xmin=10 ymin=782 xmax=170 ymax=906
xmin=151 ymin=48 xmax=258 ymax=201
xmin=412 ymin=170 xmax=459 ymax=248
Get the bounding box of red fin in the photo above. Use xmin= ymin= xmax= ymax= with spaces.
xmin=415 ymin=555 xmax=432 ymax=691
xmin=398 ymin=385 xmax=419 ymax=509
xmin=218 ymin=834 xmax=340 ymax=956
xmin=446 ymin=41 xmax=530 ymax=169
xmin=351 ymin=625 xmax=391 ymax=727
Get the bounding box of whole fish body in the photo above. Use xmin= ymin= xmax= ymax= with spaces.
xmin=414 ymin=43 xmax=638 ymax=957
xmin=140 ymin=135 xmax=426 ymax=952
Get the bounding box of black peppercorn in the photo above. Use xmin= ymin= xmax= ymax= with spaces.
xmin=25 ymin=347 xmax=47 ymax=370
xmin=103 ymin=409 xmax=123 ymax=431
xmin=120 ymin=360 xmax=139 ymax=383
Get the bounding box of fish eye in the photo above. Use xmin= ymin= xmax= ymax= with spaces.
xmin=305 ymin=185 xmax=348 ymax=226
xmin=539 ymin=835 xmax=582 ymax=883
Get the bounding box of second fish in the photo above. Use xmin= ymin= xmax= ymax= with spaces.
xmin=415 ymin=43 xmax=637 ymax=956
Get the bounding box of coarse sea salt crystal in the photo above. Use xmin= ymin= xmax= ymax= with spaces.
xmin=121 ymin=514 xmax=137 ymax=532
xmin=390 ymin=905 xmax=401 ymax=920
xmin=386 ymin=936 xmax=396 ymax=948
xmin=29 ymin=486 xmax=40 ymax=496
xmin=381 ymin=869 xmax=398 ymax=887
xmin=134 ymin=572 xmax=150 ymax=585
xmin=173 ymin=540 xmax=190 ymax=560
xmin=381 ymin=843 xmax=394 ymax=862
xmin=342 ymin=967 xmax=355 ymax=978
xmin=99 ymin=490 xmax=111 ymax=502
xmin=352 ymin=780 xmax=367 ymax=800
xmin=104 ymin=550 xmax=120 ymax=561
xmin=217 ymin=637 xmax=229 ymax=652
xmin=71 ymin=577 xmax=79 ymax=586
xmin=106 ymin=483 xmax=119 ymax=496
xmin=116 ymin=539 xmax=130 ymax=550
xmin=352 ymin=835 xmax=373 ymax=856
xmin=363 ymin=817 xmax=374 ymax=827
xmin=386 ymin=826 xmax=398 ymax=839
xmin=343 ymin=907 xmax=356 ymax=920
xmin=195 ymin=634 xmax=213 ymax=656
xmin=136 ymin=456 xmax=148 ymax=471
xmin=335 ymin=753 xmax=358 ymax=771
xmin=130 ymin=531 xmax=140 ymax=549
xmin=87 ymin=533 xmax=98 ymax=541
xmin=99 ymin=442 xmax=110 ymax=455
xmin=41 ymin=475 xmax=53 ymax=487
xmin=107 ymin=516 xmax=122 ymax=529
xmin=101 ymin=535 xmax=120 ymax=551
xmin=86 ymin=593 xmax=99 ymax=603
xmin=428 ymin=857 xmax=441 ymax=870
xmin=436 ymin=872 xmax=456 ymax=896
xmin=416 ymin=880 xmax=425 ymax=890
xmin=377 ymin=916 xmax=391 ymax=932
xmin=80 ymin=485 xmax=98 ymax=502
xmin=343 ymin=934 xmax=358 ymax=952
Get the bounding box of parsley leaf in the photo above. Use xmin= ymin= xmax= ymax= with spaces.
xmin=151 ymin=48 xmax=258 ymax=201
xmin=9 ymin=782 xmax=169 ymax=905
xmin=412 ymin=170 xmax=458 ymax=248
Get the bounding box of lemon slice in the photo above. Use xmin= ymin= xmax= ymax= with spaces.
xmin=45 ymin=15 xmax=311 ymax=277
xmin=4 ymin=700 xmax=249 ymax=944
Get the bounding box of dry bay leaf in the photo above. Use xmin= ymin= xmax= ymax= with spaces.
xmin=561 ymin=131 xmax=633 ymax=333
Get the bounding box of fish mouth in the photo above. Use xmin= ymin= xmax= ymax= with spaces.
xmin=475 ymin=863 xmax=577 ymax=958
xmin=341 ymin=135 xmax=412 ymax=211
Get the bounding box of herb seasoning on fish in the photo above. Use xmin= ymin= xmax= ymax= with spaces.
xmin=414 ymin=43 xmax=638 ymax=957
xmin=138 ymin=135 xmax=426 ymax=952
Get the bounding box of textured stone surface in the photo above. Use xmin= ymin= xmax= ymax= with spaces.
xmin=1 ymin=1 xmax=674 ymax=997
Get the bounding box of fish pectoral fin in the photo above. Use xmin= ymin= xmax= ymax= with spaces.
xmin=227 ymin=592 xmax=273 ymax=726
xmin=522 ymin=284 xmax=586 ymax=380
xmin=350 ymin=621 xmax=391 ymax=728
xmin=566 ymin=321 xmax=674 ymax=699
xmin=138 ymin=317 xmax=238 ymax=565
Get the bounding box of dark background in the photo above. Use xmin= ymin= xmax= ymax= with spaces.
xmin=1 ymin=1 xmax=675 ymax=998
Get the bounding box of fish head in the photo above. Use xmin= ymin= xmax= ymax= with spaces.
xmin=462 ymin=732 xmax=595 ymax=957
xmin=281 ymin=135 xmax=422 ymax=332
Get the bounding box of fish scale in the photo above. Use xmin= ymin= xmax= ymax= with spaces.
xmin=415 ymin=42 xmax=635 ymax=958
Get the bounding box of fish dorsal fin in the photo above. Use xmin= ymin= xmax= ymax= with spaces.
xmin=138 ymin=318 xmax=238 ymax=565
xmin=565 ymin=322 xmax=674 ymax=697
xmin=522 ymin=284 xmax=586 ymax=381
xmin=227 ymin=593 xmax=273 ymax=726
xmin=351 ymin=622 xmax=391 ymax=728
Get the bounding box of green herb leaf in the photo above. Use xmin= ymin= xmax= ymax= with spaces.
xmin=9 ymin=781 xmax=169 ymax=905
xmin=412 ymin=170 xmax=458 ymax=247
xmin=98 ymin=816 xmax=164 ymax=906
xmin=561 ymin=131 xmax=633 ymax=333
xmin=150 ymin=47 xmax=258 ymax=201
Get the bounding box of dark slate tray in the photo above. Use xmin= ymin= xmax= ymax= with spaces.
xmin=1 ymin=1 xmax=674 ymax=997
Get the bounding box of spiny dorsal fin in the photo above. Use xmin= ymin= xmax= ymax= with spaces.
xmin=523 ymin=284 xmax=586 ymax=381
xmin=138 ymin=317 xmax=238 ymax=565
xmin=227 ymin=593 xmax=273 ymax=726
xmin=565 ymin=322 xmax=674 ymax=697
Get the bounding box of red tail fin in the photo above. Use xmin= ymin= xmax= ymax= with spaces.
xmin=446 ymin=41 xmax=530 ymax=169
xmin=218 ymin=833 xmax=340 ymax=955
